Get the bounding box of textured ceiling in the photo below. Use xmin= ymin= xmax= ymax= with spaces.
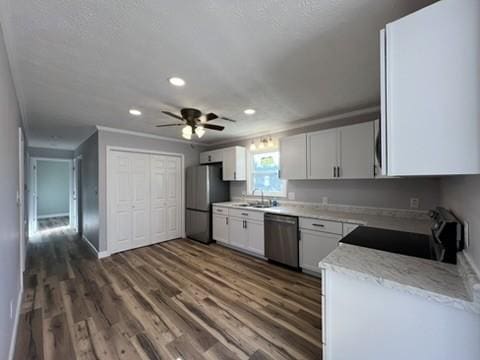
xmin=2 ymin=0 xmax=435 ymax=149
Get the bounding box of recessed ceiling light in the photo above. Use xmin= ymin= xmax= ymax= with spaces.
xmin=168 ymin=77 xmax=186 ymax=87
xmin=129 ymin=108 xmax=142 ymax=116
xmin=244 ymin=108 xmax=256 ymax=115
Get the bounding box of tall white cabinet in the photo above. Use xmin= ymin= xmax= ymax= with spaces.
xmin=381 ymin=0 xmax=480 ymax=176
xmin=108 ymin=150 xmax=182 ymax=254
xmin=279 ymin=133 xmax=307 ymax=180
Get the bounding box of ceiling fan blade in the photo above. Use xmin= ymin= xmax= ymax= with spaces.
xmin=220 ymin=116 xmax=237 ymax=123
xmin=161 ymin=111 xmax=184 ymax=121
xmin=205 ymin=113 xmax=218 ymax=121
xmin=155 ymin=124 xmax=184 ymax=128
xmin=202 ymin=124 xmax=225 ymax=131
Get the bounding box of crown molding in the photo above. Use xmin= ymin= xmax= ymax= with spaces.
xmin=96 ymin=125 xmax=205 ymax=146
xmin=205 ymin=105 xmax=380 ymax=147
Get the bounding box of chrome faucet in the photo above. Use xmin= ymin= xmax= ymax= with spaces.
xmin=252 ymin=188 xmax=264 ymax=205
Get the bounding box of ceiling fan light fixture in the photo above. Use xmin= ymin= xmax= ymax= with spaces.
xmin=244 ymin=108 xmax=256 ymax=115
xmin=168 ymin=77 xmax=186 ymax=87
xmin=195 ymin=126 xmax=205 ymax=138
xmin=182 ymin=125 xmax=193 ymax=136
xmin=199 ymin=115 xmax=207 ymax=123
xmin=129 ymin=108 xmax=142 ymax=116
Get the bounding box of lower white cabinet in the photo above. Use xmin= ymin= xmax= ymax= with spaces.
xmin=245 ymin=220 xmax=264 ymax=255
xmin=228 ymin=217 xmax=248 ymax=249
xmin=212 ymin=214 xmax=229 ymax=244
xmin=300 ymin=228 xmax=342 ymax=274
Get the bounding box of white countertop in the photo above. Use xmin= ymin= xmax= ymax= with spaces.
xmin=213 ymin=201 xmax=431 ymax=235
xmin=319 ymin=244 xmax=480 ymax=314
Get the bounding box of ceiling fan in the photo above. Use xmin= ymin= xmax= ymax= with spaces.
xmin=156 ymin=108 xmax=237 ymax=139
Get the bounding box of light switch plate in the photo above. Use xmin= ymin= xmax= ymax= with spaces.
xmin=287 ymin=192 xmax=295 ymax=200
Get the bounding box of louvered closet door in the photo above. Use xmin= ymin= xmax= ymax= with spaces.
xmin=130 ymin=153 xmax=151 ymax=248
xmin=110 ymin=151 xmax=133 ymax=253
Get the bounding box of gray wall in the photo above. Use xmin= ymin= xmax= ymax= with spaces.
xmin=0 ymin=25 xmax=22 ymax=359
xmin=97 ymin=129 xmax=205 ymax=251
xmin=231 ymin=178 xmax=441 ymax=210
xmin=28 ymin=146 xmax=74 ymax=159
xmin=210 ymin=112 xmax=441 ymax=211
xmin=74 ymin=132 xmax=99 ymax=250
xmin=441 ymin=175 xmax=480 ymax=271
xmin=36 ymin=160 xmax=70 ymax=217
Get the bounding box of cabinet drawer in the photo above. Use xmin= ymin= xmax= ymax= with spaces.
xmin=299 ymin=218 xmax=342 ymax=235
xmin=229 ymin=208 xmax=264 ymax=222
xmin=213 ymin=206 xmax=228 ymax=215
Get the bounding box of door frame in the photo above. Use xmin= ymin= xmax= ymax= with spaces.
xmin=106 ymin=146 xmax=185 ymax=255
xmin=18 ymin=128 xmax=25 ymax=279
xmin=29 ymin=157 xmax=74 ymax=234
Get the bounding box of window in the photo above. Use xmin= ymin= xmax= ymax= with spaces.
xmin=247 ymin=149 xmax=286 ymax=197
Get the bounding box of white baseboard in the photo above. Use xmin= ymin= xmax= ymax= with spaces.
xmin=82 ymin=235 xmax=110 ymax=259
xmin=37 ymin=212 xmax=69 ymax=219
xmin=8 ymin=286 xmax=23 ymax=360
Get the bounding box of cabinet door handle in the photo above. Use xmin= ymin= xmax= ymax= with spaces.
xmin=234 ymin=171 xmax=236 ymax=180
xmin=226 ymin=217 xmax=228 ymax=225
xmin=208 ymin=155 xmax=211 ymax=162
xmin=333 ymin=166 xmax=336 ymax=178
xmin=312 ymin=223 xmax=325 ymax=227
xmin=278 ymin=169 xmax=281 ymax=178
xmin=241 ymin=213 xmax=249 ymax=216
xmin=337 ymin=166 xmax=341 ymax=178
xmin=244 ymin=220 xmax=247 ymax=229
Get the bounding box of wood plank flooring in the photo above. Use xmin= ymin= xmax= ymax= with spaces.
xmin=15 ymin=228 xmax=322 ymax=359
xmin=37 ymin=216 xmax=70 ymax=231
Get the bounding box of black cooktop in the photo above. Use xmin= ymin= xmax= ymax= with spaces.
xmin=340 ymin=226 xmax=433 ymax=260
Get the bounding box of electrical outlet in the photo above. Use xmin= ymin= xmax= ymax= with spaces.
xmin=322 ymin=197 xmax=328 ymax=205
xmin=464 ymin=221 xmax=469 ymax=248
xmin=287 ymin=192 xmax=295 ymax=201
xmin=410 ymin=198 xmax=419 ymax=209
xmin=10 ymin=300 xmax=13 ymax=319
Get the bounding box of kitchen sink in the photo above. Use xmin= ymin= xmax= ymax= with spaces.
xmin=231 ymin=202 xmax=271 ymax=209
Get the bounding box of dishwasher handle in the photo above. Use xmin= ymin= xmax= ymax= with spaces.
xmin=264 ymin=213 xmax=298 ymax=225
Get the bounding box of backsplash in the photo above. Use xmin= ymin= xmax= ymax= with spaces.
xmin=231 ymin=196 xmax=430 ymax=220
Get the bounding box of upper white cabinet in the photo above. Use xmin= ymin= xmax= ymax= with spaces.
xmin=339 ymin=122 xmax=374 ymax=179
xmin=279 ymin=134 xmax=307 ymax=180
xmin=223 ymin=146 xmax=246 ymax=181
xmin=381 ymin=0 xmax=480 ymax=176
xmin=307 ymin=122 xmax=374 ymax=180
xmin=200 ymin=146 xmax=246 ymax=181
xmin=308 ymin=129 xmax=338 ymax=179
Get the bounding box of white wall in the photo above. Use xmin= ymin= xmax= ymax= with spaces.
xmin=0 ymin=24 xmax=22 ymax=359
xmin=96 ymin=129 xmax=206 ymax=252
xmin=441 ymin=175 xmax=480 ymax=272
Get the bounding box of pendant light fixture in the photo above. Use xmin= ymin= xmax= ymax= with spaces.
xmin=250 ymin=140 xmax=256 ymax=151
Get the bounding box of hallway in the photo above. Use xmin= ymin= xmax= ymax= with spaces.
xmin=14 ymin=229 xmax=322 ymax=360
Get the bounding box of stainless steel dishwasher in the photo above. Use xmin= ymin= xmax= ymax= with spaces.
xmin=264 ymin=213 xmax=299 ymax=269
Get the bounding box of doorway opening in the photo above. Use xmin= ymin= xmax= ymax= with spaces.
xmin=29 ymin=157 xmax=74 ymax=235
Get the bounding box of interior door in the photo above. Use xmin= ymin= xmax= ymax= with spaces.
xmin=150 ymin=155 xmax=167 ymax=243
xmin=308 ymin=129 xmax=338 ymax=179
xmin=71 ymin=159 xmax=78 ymax=231
xmin=131 ymin=153 xmax=150 ymax=248
xmin=165 ymin=156 xmax=181 ymax=239
xmin=110 ymin=151 xmax=133 ymax=253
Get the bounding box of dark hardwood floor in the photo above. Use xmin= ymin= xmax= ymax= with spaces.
xmin=15 ymin=228 xmax=322 ymax=359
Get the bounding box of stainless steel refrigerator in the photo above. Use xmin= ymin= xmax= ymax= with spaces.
xmin=186 ymin=165 xmax=229 ymax=243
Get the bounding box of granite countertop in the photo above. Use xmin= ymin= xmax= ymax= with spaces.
xmin=213 ymin=202 xmax=431 ymax=235
xmin=319 ymin=243 xmax=480 ymax=314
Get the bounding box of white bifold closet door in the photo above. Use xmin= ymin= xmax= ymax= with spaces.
xmin=109 ymin=150 xmax=181 ymax=254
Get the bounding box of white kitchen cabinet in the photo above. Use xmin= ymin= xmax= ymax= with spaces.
xmin=339 ymin=122 xmax=374 ymax=179
xmin=200 ymin=149 xmax=223 ymax=164
xmin=307 ymin=129 xmax=338 ymax=179
xmin=228 ymin=217 xmax=247 ymax=249
xmin=381 ymin=0 xmax=480 ymax=176
xmin=300 ymin=228 xmax=342 ymax=274
xmin=245 ymin=220 xmax=264 ymax=256
xmin=222 ymin=146 xmax=246 ymax=181
xmin=212 ymin=214 xmax=229 ymax=244
xmin=200 ymin=146 xmax=246 ymax=181
xmin=279 ymin=133 xmax=307 ymax=180
xmin=307 ymin=123 xmax=374 ymax=180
